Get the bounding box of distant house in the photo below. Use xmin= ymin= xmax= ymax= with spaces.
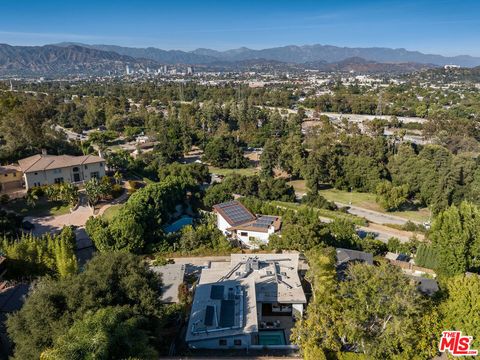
xmin=213 ymin=200 xmax=281 ymax=248
xmin=0 ymin=165 xmax=23 ymax=193
xmin=385 ymin=252 xmax=410 ymax=262
xmin=186 ymin=253 xmax=306 ymax=349
xmin=18 ymin=153 xmax=106 ymax=189
xmin=384 ymin=252 xmax=439 ymax=296
xmin=336 ymin=248 xmax=374 ymax=266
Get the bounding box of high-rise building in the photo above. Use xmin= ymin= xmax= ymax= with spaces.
xmin=187 ymin=66 xmax=194 ymax=75
xmin=125 ymin=65 xmax=130 ymax=75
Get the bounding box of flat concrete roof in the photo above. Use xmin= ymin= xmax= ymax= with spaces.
xmin=186 ymin=252 xmax=306 ymax=344
xmin=186 ymin=278 xmax=258 ymax=343
xmin=199 ymin=253 xmax=306 ymax=304
xmin=151 ymin=263 xmax=186 ymax=303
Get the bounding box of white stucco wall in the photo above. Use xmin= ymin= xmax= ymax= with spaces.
xmin=236 ymin=230 xmax=270 ymax=248
xmin=188 ymin=333 xmax=252 ymax=349
xmin=292 ymin=303 xmax=304 ymax=318
xmin=24 ymin=162 xmax=105 ymax=189
xmin=217 ymin=213 xmax=232 ymax=234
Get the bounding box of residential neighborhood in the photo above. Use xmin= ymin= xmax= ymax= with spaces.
xmin=1 ymin=1 xmax=480 ymax=359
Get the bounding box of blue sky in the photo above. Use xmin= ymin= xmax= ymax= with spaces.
xmin=1 ymin=0 xmax=480 ymax=56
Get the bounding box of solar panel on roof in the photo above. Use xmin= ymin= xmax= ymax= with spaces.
xmin=219 ymin=299 xmax=235 ymax=327
xmin=210 ymin=285 xmax=224 ymax=300
xmin=224 ymin=206 xmax=254 ymax=225
xmin=204 ymin=305 xmax=215 ymax=326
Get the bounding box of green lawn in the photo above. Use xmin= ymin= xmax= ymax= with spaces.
xmin=4 ymin=198 xmax=70 ymax=218
xmin=318 ymin=188 xmax=378 ymax=208
xmin=318 ymin=188 xmax=431 ymax=223
xmin=288 ymin=180 xmax=309 ymax=193
xmin=270 ymin=200 xmax=367 ymax=226
xmin=101 ymin=204 xmax=124 ymax=221
xmin=288 ymin=181 xmax=431 ymax=223
xmin=208 ymin=166 xmax=259 ymax=177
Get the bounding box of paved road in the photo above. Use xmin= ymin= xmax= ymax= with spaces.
xmin=360 ymin=223 xmax=423 ymax=243
xmin=319 ymin=215 xmax=417 ymax=243
xmin=335 ymin=202 xmax=421 ymax=225
xmin=319 ymin=112 xmax=426 ymax=124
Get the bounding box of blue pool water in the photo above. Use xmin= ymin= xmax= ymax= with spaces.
xmin=258 ymin=330 xmax=286 ymax=345
xmin=164 ymin=216 xmax=194 ymax=233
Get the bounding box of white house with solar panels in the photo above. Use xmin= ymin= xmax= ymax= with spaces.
xmin=186 ymin=253 xmax=306 ymax=349
xmin=212 ymin=201 xmax=281 ymax=248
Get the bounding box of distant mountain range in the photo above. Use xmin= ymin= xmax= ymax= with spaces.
xmin=0 ymin=43 xmax=157 ymax=76
xmin=57 ymin=42 xmax=480 ymax=67
xmin=0 ymin=42 xmax=478 ymax=77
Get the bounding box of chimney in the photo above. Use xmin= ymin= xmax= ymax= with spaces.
xmin=41 ymin=149 xmax=47 ymax=156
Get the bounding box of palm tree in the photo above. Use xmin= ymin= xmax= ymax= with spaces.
xmin=25 ymin=190 xmax=39 ymax=208
xmin=113 ymin=171 xmax=122 ymax=185
xmin=85 ymin=178 xmax=101 ymax=207
xmin=59 ymin=183 xmax=79 ymax=207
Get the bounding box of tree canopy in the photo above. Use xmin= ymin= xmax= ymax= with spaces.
xmin=7 ymin=252 xmax=166 ymax=360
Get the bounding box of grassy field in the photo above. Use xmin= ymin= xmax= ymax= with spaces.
xmin=270 ymin=200 xmax=367 ymax=226
xmin=208 ymin=166 xmax=259 ymax=177
xmin=4 ymin=198 xmax=70 ymax=217
xmin=318 ymin=188 xmax=431 ymax=222
xmin=101 ymin=204 xmax=124 ymax=221
xmin=318 ymin=188 xmax=378 ymax=208
xmin=288 ymin=181 xmax=431 ymax=223
xmin=288 ymin=180 xmax=309 ymax=193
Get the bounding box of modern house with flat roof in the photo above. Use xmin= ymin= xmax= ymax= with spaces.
xmin=213 ymin=201 xmax=281 ymax=248
xmin=18 ymin=154 xmax=105 ymax=189
xmin=186 ymin=253 xmax=306 ymax=349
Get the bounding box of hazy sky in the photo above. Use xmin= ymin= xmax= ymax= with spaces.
xmin=1 ymin=0 xmax=480 ymax=56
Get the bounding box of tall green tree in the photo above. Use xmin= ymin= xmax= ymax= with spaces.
xmin=7 ymin=252 xmax=164 ymax=360
xmin=293 ymin=255 xmax=438 ymax=359
xmin=440 ymin=274 xmax=480 ymax=351
xmin=41 ymin=306 xmax=158 ymax=360
xmin=430 ymin=202 xmax=480 ymax=276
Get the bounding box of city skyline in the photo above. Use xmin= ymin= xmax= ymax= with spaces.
xmin=1 ymin=0 xmax=480 ymax=57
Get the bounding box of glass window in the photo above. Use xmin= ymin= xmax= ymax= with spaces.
xmin=240 ymin=232 xmax=248 ymax=237
xmin=90 ymin=172 xmax=99 ymax=179
xmin=219 ymin=339 xmax=227 ymax=346
xmin=234 ymin=339 xmax=242 ymax=346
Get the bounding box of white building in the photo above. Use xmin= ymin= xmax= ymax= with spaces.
xmin=18 ymin=154 xmax=106 ymax=189
xmin=186 ymin=253 xmax=306 ymax=349
xmin=213 ymin=201 xmax=281 ymax=248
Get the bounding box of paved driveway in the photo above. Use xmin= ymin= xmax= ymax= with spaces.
xmin=25 ymin=204 xmax=93 ymax=236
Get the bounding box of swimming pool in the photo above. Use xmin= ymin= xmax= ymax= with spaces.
xmin=258 ymin=330 xmax=286 ymax=346
xmin=164 ymin=216 xmax=194 ymax=233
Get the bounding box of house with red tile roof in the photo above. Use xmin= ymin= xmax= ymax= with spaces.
xmin=18 ymin=153 xmax=105 ymax=189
